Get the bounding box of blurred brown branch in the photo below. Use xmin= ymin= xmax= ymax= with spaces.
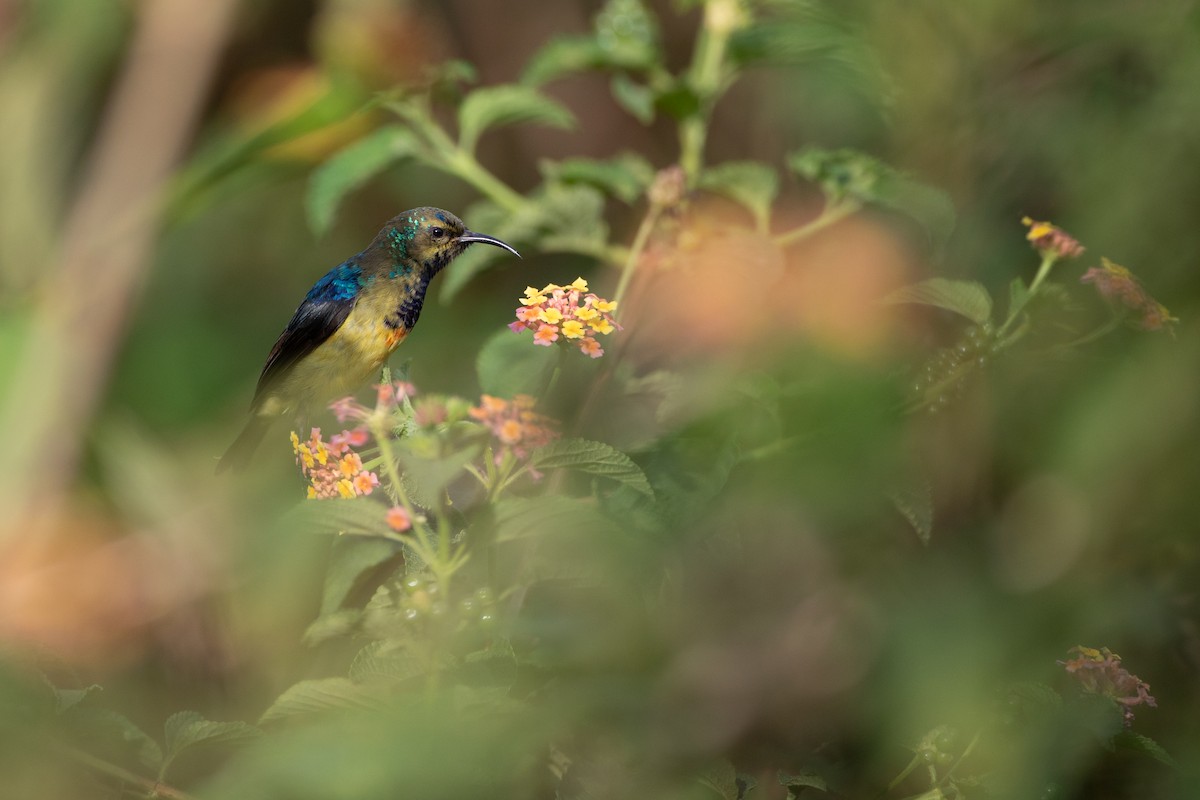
xmin=0 ymin=0 xmax=240 ymax=529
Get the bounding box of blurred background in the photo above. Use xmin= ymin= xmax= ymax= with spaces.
xmin=1 ymin=0 xmax=1199 ymax=797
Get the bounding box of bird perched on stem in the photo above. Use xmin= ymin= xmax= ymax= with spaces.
xmin=217 ymin=207 xmax=519 ymax=472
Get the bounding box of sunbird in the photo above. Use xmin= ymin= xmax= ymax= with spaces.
xmin=217 ymin=207 xmax=519 ymax=472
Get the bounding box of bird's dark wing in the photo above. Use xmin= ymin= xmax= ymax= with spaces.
xmin=249 ymin=260 xmax=363 ymax=410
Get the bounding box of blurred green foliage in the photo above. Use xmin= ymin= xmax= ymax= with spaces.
xmin=2 ymin=0 xmax=1200 ymax=798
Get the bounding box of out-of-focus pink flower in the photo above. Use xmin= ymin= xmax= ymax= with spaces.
xmin=1060 ymin=645 xmax=1157 ymax=727
xmin=1081 ymin=257 xmax=1177 ymax=332
xmin=386 ymin=506 xmax=412 ymax=532
xmin=469 ymin=394 xmax=559 ymax=464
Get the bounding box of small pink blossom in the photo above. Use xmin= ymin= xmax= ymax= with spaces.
xmin=386 ymin=506 xmax=412 ymax=532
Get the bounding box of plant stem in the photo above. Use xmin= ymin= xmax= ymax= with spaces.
xmin=774 ymin=201 xmax=859 ymax=248
xmin=679 ymin=0 xmax=738 ymax=184
xmin=613 ymin=203 xmax=662 ymax=311
xmin=997 ymin=253 xmax=1056 ymax=338
xmin=57 ymin=743 xmax=195 ymax=800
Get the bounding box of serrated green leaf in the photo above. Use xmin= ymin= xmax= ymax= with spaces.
xmin=161 ymin=711 xmax=260 ymax=778
xmin=349 ymin=641 xmax=426 ymax=684
xmin=54 ymin=684 xmax=102 ymax=714
xmin=493 ymin=496 xmax=618 ymax=542
xmin=787 ymin=147 xmax=886 ymax=204
xmin=1113 ymin=731 xmax=1177 ymax=767
xmin=321 ymin=535 xmax=404 ymax=616
xmin=307 ymin=126 xmax=418 ymax=235
xmin=699 ymin=161 xmax=779 ymax=231
xmin=885 ymin=278 xmax=993 ymax=325
xmin=532 ymin=438 xmax=654 ymax=498
xmin=540 ymin=153 xmax=655 ymax=203
xmin=259 ymin=678 xmax=384 ymax=724
xmin=521 ymin=36 xmax=607 ymax=86
xmin=283 ymin=497 xmax=390 ymax=538
xmin=610 ymin=74 xmax=655 ymax=123
xmin=594 ymin=0 xmax=660 ymax=68
xmin=476 ymin=328 xmax=560 ymax=398
xmin=458 ymin=84 xmax=575 ymax=154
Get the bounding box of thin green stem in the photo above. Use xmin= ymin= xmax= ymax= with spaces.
xmin=56 ymin=743 xmax=195 ymax=800
xmin=679 ymin=0 xmax=738 ymax=183
xmin=774 ymin=201 xmax=859 ymax=248
xmin=997 ymin=253 xmax=1057 ymax=338
xmin=613 ymin=203 xmax=662 ymax=311
xmin=1052 ymin=312 xmax=1126 ymax=353
xmin=392 ymin=101 xmax=529 ymax=214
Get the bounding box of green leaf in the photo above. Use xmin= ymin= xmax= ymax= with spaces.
xmin=788 ymin=147 xmax=887 ymax=204
xmin=493 ymin=496 xmax=618 ymax=542
xmin=593 ymin=0 xmax=660 ymax=68
xmin=885 ymin=278 xmax=993 ymax=325
xmin=458 ymin=84 xmax=575 ymax=154
xmin=349 ymin=641 xmax=426 ymax=684
xmin=532 ymin=438 xmax=654 ymax=498
xmin=54 ymin=684 xmax=102 ymax=714
xmin=320 ymin=535 xmax=404 ymax=616
xmin=521 ymin=36 xmax=607 ymax=86
xmin=699 ymin=161 xmax=780 ymax=230
xmin=283 ymin=497 xmax=390 ymax=537
xmin=307 ymin=126 xmax=418 ymax=236
xmin=779 ymin=770 xmax=828 ymax=796
xmin=161 ymin=711 xmax=260 ymax=778
xmin=540 ymin=153 xmax=655 ymax=203
xmin=259 ymin=678 xmax=384 ymax=724
xmin=476 ymin=328 xmax=560 ymax=398
xmin=1113 ymin=731 xmax=1177 ymax=768
xmin=610 ymin=74 xmax=655 ymax=123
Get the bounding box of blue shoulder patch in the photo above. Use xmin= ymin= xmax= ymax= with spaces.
xmin=305 ymin=260 xmax=362 ymax=303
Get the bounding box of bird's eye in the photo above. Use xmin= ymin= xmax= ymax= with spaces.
xmin=429 ymin=226 xmax=445 ymax=239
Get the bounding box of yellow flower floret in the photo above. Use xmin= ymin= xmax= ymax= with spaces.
xmin=574 ymin=306 xmax=599 ymax=321
xmin=561 ymin=319 xmax=586 ymax=339
xmin=539 ymin=307 xmax=564 ymax=324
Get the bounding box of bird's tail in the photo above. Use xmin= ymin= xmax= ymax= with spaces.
xmin=216 ymin=416 xmax=272 ymax=474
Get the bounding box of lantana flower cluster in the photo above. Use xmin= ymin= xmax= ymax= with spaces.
xmin=1082 ymin=257 xmax=1177 ymax=332
xmin=469 ymin=394 xmax=559 ymax=462
xmin=1059 ymin=645 xmax=1157 ymax=727
xmin=1023 ymin=216 xmax=1085 ymax=260
xmin=509 ymin=277 xmax=620 ymax=358
xmin=292 ymin=428 xmax=379 ymax=499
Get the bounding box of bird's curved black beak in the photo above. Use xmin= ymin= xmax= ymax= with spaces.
xmin=459 ymin=231 xmax=521 ymax=259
